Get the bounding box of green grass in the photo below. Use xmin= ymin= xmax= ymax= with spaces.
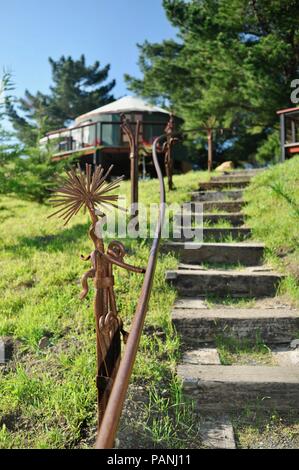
xmin=216 ymin=335 xmax=273 ymax=366
xmin=197 ymin=262 xmax=245 ymax=271
xmin=208 ymin=208 xmax=233 ymax=214
xmin=116 ymin=376 xmax=200 ymax=449
xmin=132 ymin=170 xmax=209 ymax=207
xmin=205 ymin=295 xmax=256 ymax=309
xmin=203 ymin=219 xmax=233 ymax=228
xmin=1 ymin=161 xmax=298 ymax=449
xmin=244 ymin=156 xmax=299 ymax=306
xmin=0 ymin=171 xmax=205 ymax=449
xmin=204 ymin=234 xmax=245 ymax=243
xmin=142 ymin=378 xmax=199 ymax=448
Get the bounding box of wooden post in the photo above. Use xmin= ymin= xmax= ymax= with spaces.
xmin=280 ymin=114 xmax=286 ymax=162
xmin=291 ymin=119 xmax=296 ymax=143
xmin=95 ymin=148 xmax=104 ymax=167
xmin=207 ymin=128 xmax=213 ymax=172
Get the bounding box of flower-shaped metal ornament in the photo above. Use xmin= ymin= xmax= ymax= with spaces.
xmin=49 ymin=164 xmax=124 ymax=226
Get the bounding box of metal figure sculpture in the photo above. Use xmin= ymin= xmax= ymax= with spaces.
xmin=121 ymin=112 xmax=178 ymax=203
xmin=120 ymin=113 xmax=141 ymax=221
xmin=163 ymin=114 xmax=179 ymax=191
xmin=49 ymin=164 xmax=145 ymax=428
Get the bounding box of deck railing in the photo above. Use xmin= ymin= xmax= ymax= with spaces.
xmin=42 ymin=120 xmax=168 ymax=157
xmin=95 ymin=135 xmax=166 ymax=449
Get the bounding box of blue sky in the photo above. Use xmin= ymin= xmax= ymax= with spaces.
xmin=1 ymin=0 xmax=177 ymax=100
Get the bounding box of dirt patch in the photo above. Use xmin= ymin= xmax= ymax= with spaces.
xmin=1 ymin=337 xmax=17 ymax=363
xmin=143 ymin=326 xmax=167 ymax=342
xmin=285 ymin=254 xmax=299 ymax=281
xmin=16 ymin=279 xmax=36 ymax=290
xmin=0 ymin=411 xmax=22 ymax=432
xmin=233 ymin=411 xmax=299 ymax=449
xmin=116 ymin=385 xmax=154 ymax=449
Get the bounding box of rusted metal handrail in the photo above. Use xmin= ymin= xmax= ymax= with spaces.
xmin=95 ymin=135 xmax=166 ymax=449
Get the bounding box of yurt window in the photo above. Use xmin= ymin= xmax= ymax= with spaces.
xmin=121 ymin=113 xmax=144 ymax=144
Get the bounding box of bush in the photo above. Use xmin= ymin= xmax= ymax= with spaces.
xmin=11 ymin=147 xmax=76 ymax=203
xmin=255 ymin=130 xmax=281 ymax=164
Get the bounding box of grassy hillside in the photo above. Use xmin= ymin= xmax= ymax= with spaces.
xmin=244 ymin=156 xmax=299 ymax=305
xmin=0 ymin=171 xmax=205 ymax=449
xmin=1 ymin=162 xmax=298 ymax=449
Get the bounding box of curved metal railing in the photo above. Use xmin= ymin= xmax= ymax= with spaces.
xmin=95 ymin=135 xmax=166 ymax=449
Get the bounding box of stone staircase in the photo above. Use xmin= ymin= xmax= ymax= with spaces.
xmin=164 ymin=170 xmax=299 ymax=449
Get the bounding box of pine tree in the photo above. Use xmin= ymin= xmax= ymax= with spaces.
xmin=1 ymin=71 xmax=75 ymax=203
xmin=0 ymin=71 xmax=21 ymax=194
xmin=125 ymin=0 xmax=299 ymax=163
xmin=7 ymin=55 xmax=116 ymax=146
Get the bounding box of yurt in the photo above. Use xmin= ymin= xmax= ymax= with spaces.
xmin=40 ymin=96 xmax=191 ymax=177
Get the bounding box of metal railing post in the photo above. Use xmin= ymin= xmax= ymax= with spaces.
xmin=163 ymin=114 xmax=179 ymax=190
xmin=95 ymin=135 xmax=166 ymax=449
xmin=49 ymin=165 xmax=145 ymax=432
xmin=120 ymin=114 xmax=140 ymax=224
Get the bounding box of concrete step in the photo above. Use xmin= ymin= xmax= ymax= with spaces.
xmin=172 ymin=306 xmax=299 ymax=345
xmin=178 ymin=364 xmax=299 ymax=411
xmin=163 ymin=242 xmax=264 ymax=266
xmin=191 ymin=190 xmax=243 ymax=202
xmin=182 ymin=344 xmax=299 ymax=367
xmin=201 ymin=201 xmax=244 ymax=213
xmin=272 ymin=345 xmax=299 ymax=366
xmin=175 ymin=227 xmax=251 ymax=242
xmin=210 ymin=176 xmax=253 ymax=184
xmin=216 ymin=169 xmax=264 ymax=178
xmin=199 ymin=181 xmax=249 ymax=190
xmin=166 ymin=267 xmax=282 ymax=297
xmin=175 ymin=212 xmax=245 ymax=226
xmin=199 ymin=414 xmax=236 ymax=449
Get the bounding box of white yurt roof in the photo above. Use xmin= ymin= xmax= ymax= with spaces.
xmin=75 ymin=95 xmax=170 ymax=123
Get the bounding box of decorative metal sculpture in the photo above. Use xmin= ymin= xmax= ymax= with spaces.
xmin=163 ymin=114 xmax=179 ymax=191
xmin=120 ymin=113 xmax=140 ymax=221
xmin=49 ymin=164 xmax=145 ymax=428
xmin=121 ymin=112 xmax=179 ymax=196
